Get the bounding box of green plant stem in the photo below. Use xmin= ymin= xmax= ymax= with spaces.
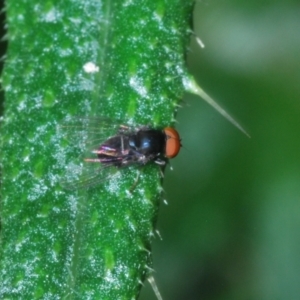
xmin=0 ymin=0 xmax=193 ymax=298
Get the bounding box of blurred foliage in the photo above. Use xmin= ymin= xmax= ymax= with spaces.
xmin=140 ymin=0 xmax=300 ymax=299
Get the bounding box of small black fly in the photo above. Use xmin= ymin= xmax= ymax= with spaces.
xmin=59 ymin=117 xmax=180 ymax=189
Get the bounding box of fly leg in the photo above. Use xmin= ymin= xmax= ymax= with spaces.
xmin=154 ymin=158 xmax=166 ymax=178
xmin=129 ymin=159 xmax=165 ymax=193
xmin=128 ymin=168 xmax=141 ymax=194
xmin=118 ymin=125 xmax=130 ymax=134
xmin=154 ymin=158 xmax=166 ymax=166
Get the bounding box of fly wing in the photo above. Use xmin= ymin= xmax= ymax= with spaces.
xmin=61 ymin=161 xmax=119 ymax=190
xmin=57 ymin=117 xmax=134 ymax=189
xmin=59 ymin=117 xmax=124 ymax=149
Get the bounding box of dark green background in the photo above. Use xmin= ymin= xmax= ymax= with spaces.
xmin=1 ymin=0 xmax=299 ymax=299
xmin=141 ymin=1 xmax=300 ymax=299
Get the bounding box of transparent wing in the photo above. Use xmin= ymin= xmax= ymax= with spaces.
xmin=60 ymin=116 xmax=127 ymax=148
xmin=58 ymin=117 xmax=134 ymax=189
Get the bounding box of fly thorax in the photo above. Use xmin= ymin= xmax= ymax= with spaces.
xmin=134 ymin=129 xmax=165 ymax=156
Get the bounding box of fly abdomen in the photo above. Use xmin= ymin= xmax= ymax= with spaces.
xmin=97 ymin=135 xmax=130 ymax=166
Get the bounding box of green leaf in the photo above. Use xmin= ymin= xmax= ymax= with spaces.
xmin=0 ymin=0 xmax=193 ymax=298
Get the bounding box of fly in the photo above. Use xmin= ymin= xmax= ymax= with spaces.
xmin=60 ymin=117 xmax=181 ymax=189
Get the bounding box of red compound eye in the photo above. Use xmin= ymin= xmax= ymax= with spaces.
xmin=164 ymin=127 xmax=181 ymax=158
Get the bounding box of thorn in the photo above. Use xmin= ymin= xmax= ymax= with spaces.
xmin=138 ymin=279 xmax=144 ymax=286
xmin=183 ymin=76 xmax=250 ymax=138
xmin=155 ymin=229 xmax=163 ymax=241
xmin=174 ymin=103 xmax=183 ymax=108
xmin=195 ymin=36 xmax=205 ymax=49
xmin=145 ymin=265 xmax=155 ymax=273
xmin=191 ymin=31 xmax=205 ymax=49
xmin=148 ymin=276 xmax=163 ymax=300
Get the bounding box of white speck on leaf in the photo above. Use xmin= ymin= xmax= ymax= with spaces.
xmin=83 ymin=62 xmax=100 ymax=73
xmin=129 ymin=75 xmax=148 ymax=97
